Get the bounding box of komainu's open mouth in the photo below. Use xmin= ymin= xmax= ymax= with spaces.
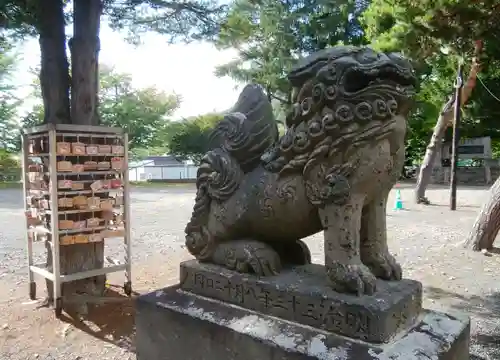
xmin=343 ymin=65 xmax=416 ymax=93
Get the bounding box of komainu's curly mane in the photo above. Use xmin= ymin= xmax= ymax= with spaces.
xmin=209 ymin=84 xmax=279 ymax=173
xmin=185 ymin=84 xmax=278 ymax=259
xmin=263 ymin=54 xmax=405 ymax=178
xmin=185 ymin=46 xmax=415 ymax=261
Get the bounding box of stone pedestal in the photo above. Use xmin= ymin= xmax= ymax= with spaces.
xmin=136 ymin=261 xmax=470 ymax=360
xmin=179 ymin=261 xmax=422 ymax=343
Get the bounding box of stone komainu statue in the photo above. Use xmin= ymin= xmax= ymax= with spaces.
xmin=184 ymin=46 xmax=416 ymax=296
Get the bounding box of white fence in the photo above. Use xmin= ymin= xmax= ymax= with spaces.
xmin=128 ymin=165 xmax=198 ymax=181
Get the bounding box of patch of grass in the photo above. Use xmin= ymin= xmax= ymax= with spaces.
xmin=0 ymin=181 xmax=22 ymax=189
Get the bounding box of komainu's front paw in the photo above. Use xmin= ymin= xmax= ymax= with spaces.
xmin=327 ymin=262 xmax=377 ymax=296
xmin=361 ymin=252 xmax=402 ymax=281
xmin=211 ymin=240 xmax=282 ymax=276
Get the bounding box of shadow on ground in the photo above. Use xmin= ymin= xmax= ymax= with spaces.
xmin=484 ymin=247 xmax=500 ymax=255
xmin=425 ymin=286 xmax=500 ymax=359
xmin=59 ymin=284 xmax=140 ymax=352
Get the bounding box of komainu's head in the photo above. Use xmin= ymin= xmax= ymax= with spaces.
xmin=272 ymin=46 xmax=416 ymax=175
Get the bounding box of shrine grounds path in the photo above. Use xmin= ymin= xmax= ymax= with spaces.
xmin=1 ymin=184 xmax=500 ymax=359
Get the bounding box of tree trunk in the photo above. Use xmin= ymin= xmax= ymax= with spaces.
xmin=414 ymin=59 xmax=481 ymax=204
xmin=37 ymin=0 xmax=70 ymax=124
xmin=414 ymin=98 xmax=453 ymax=204
xmin=463 ymin=177 xmax=500 ymax=250
xmin=70 ymin=0 xmax=102 ymax=125
xmin=36 ymin=0 xmax=71 ymax=303
xmin=60 ymin=0 xmax=104 ymax=313
xmin=35 ymin=0 xmax=105 ymax=314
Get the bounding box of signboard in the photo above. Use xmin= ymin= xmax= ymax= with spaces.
xmin=442 ymin=137 xmax=491 ymax=160
xmin=449 ymin=145 xmax=485 ymax=155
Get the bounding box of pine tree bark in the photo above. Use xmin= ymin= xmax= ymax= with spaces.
xmin=414 ymin=98 xmax=454 ymax=204
xmin=37 ymin=0 xmax=70 ymax=125
xmin=36 ymin=0 xmax=105 ymax=313
xmin=36 ymin=0 xmax=73 ymax=304
xmin=59 ymin=0 xmax=105 ymax=311
xmin=414 ymin=44 xmax=482 ymax=204
xmin=70 ymin=0 xmax=102 ymax=125
xmin=463 ymin=177 xmax=500 ymax=250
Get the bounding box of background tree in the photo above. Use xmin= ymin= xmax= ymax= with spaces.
xmin=165 ymin=100 xmax=285 ymax=163
xmin=0 ymin=149 xmax=20 ymax=181
xmin=98 ymin=65 xmax=180 ymax=150
xmin=104 ymin=0 xmax=227 ymax=43
xmin=21 ymin=104 xmax=44 ymax=128
xmin=0 ymin=44 xmax=21 ymax=151
xmin=128 ymin=146 xmax=168 ymax=161
xmin=22 ymin=65 xmax=181 ymax=156
xmin=361 ymin=0 xmax=500 ymax=250
xmin=167 ymin=112 xmax=223 ymax=163
xmin=463 ymin=179 xmax=500 ymax=251
xmin=0 ymin=0 xmax=229 ymax=311
xmin=462 ymin=58 xmax=500 ymax=251
xmin=362 ymin=0 xmax=498 ymax=203
xmin=214 ymin=0 xmax=368 ymax=111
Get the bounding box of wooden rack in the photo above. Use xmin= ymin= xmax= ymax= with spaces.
xmin=21 ymin=124 xmax=132 ymax=316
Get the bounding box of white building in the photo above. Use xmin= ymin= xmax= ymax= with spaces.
xmin=128 ymin=155 xmax=198 ymax=182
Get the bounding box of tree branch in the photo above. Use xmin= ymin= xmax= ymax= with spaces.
xmin=269 ymin=92 xmax=289 ymax=104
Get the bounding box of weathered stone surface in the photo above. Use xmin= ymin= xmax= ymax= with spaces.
xmin=136 ymin=285 xmax=470 ymax=360
xmin=179 ymin=260 xmax=422 ymax=343
xmin=183 ymin=46 xmax=417 ymax=296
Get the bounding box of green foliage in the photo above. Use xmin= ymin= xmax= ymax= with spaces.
xmin=129 ymin=146 xmax=167 ymax=162
xmin=0 ymin=47 xmax=21 ymax=152
xmin=0 ymin=0 xmax=229 ymax=151
xmin=0 ymin=149 xmax=19 ymax=170
xmin=362 ymin=0 xmax=500 ymax=58
xmin=6 ymin=0 xmax=500 ymax=167
xmin=104 ymin=0 xmax=227 ymax=43
xmin=0 ymin=105 xmax=20 ymax=151
xmin=98 ymin=65 xmax=180 ymax=150
xmin=168 ymin=112 xmax=223 ymax=163
xmin=214 ymin=0 xmax=368 ymax=109
xmin=491 ymin=140 xmax=500 ymax=159
xmin=0 ymin=148 xmax=20 ymax=182
xmin=402 ymin=53 xmax=457 ymax=164
xmin=21 ymin=65 xmax=180 ymax=151
xmin=462 ymin=59 xmax=500 ymax=142
xmin=0 ymin=0 xmax=226 ymax=43
xmin=21 ymin=104 xmax=44 ymax=129
xmin=0 ymin=0 xmax=38 ymax=41
xmin=362 ymin=0 xmax=500 ymax=163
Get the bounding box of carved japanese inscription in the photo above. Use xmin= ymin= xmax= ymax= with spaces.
xmin=179 ymin=260 xmax=422 ymax=343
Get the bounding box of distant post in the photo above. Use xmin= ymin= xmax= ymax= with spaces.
xmin=450 ymin=61 xmax=464 ymax=210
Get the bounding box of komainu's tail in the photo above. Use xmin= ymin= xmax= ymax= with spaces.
xmin=185 ymin=85 xmax=278 ymax=260
xmin=209 ymin=84 xmax=279 ymax=172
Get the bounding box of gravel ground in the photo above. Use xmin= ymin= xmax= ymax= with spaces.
xmin=0 ymin=184 xmax=500 ymax=359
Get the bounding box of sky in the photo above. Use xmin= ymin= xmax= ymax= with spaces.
xmin=12 ymin=22 xmax=241 ymax=119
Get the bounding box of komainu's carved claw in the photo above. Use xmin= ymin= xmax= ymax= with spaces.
xmin=327 ymin=262 xmax=377 ymax=296
xmin=362 ymin=252 xmax=402 ymax=281
xmin=211 ymin=240 xmax=282 ymax=276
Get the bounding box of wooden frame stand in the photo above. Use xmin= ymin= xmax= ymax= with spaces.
xmin=21 ymin=124 xmax=132 ymax=316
